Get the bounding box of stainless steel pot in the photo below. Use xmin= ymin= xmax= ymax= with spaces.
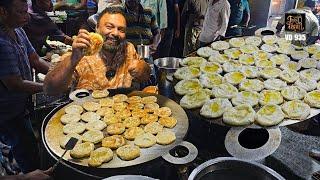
xmin=188 ymin=157 xmax=285 ymax=180
xmin=154 ymin=57 xmax=182 ymax=82
xmin=137 ymin=45 xmax=151 ymax=59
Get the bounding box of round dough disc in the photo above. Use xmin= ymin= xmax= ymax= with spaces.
xmin=116 ymin=145 xmax=140 ymax=161
xmin=134 ymin=133 xmax=157 ymax=148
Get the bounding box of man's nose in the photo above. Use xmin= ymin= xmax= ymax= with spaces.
xmin=110 ymin=28 xmax=120 ymax=37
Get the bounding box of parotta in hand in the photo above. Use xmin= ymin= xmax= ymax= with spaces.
xmin=84 ymin=32 xmax=104 ymax=56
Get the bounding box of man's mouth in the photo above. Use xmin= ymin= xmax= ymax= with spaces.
xmin=105 ymin=38 xmax=119 ymax=45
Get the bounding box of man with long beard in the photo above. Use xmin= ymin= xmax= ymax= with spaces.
xmin=44 ymin=6 xmax=151 ymax=95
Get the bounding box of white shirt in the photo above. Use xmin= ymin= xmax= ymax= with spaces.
xmin=199 ymin=0 xmax=230 ymax=43
xmin=97 ymin=0 xmax=121 ymax=13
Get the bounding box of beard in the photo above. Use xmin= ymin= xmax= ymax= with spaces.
xmin=100 ymin=37 xmax=127 ymax=70
xmin=103 ymin=43 xmax=119 ymax=53
xmin=102 ymin=35 xmax=123 ymax=53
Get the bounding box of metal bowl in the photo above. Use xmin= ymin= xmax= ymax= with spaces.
xmin=154 ymin=57 xmax=181 ymax=70
xmin=154 ymin=57 xmax=182 ymax=82
xmin=188 ymin=157 xmax=285 ymax=180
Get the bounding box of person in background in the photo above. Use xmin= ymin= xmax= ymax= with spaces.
xmin=55 ymin=0 xmax=95 ymax=37
xmin=87 ymin=0 xmax=98 ymax=16
xmin=44 ymin=6 xmax=151 ymax=95
xmin=140 ymin=0 xmax=168 ymax=38
xmin=169 ymin=0 xmax=186 ymax=57
xmin=276 ymin=0 xmax=319 ymax=45
xmin=158 ymin=0 xmax=180 ymax=57
xmin=97 ymin=0 xmax=122 ymax=13
xmin=225 ymin=0 xmax=250 ymax=37
xmin=124 ymin=0 xmax=161 ymax=53
xmin=198 ymin=0 xmax=230 ymax=46
xmin=87 ymin=0 xmax=123 ymax=30
xmin=0 ymin=0 xmax=50 ymax=173
xmin=54 ymin=0 xmax=87 ymax=10
xmin=181 ymin=0 xmax=209 ymax=56
xmin=24 ymin=0 xmax=73 ymax=56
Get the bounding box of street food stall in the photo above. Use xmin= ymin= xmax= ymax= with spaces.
xmin=35 ymin=32 xmax=320 ymax=180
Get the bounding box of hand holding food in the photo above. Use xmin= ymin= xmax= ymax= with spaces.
xmin=84 ymin=32 xmax=104 ymax=56
xmin=71 ymin=29 xmax=104 ymax=65
xmin=128 ymin=60 xmax=151 ymax=82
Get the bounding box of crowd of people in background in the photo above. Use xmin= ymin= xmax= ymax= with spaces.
xmin=14 ymin=0 xmax=320 ymax=60
xmin=23 ymin=0 xmax=253 ymax=58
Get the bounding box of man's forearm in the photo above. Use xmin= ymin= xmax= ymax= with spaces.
xmin=29 ymin=53 xmax=50 ymax=74
xmin=22 ymin=81 xmax=44 ymax=94
xmin=44 ymin=55 xmax=76 ymax=95
xmin=136 ymin=62 xmax=151 ymax=82
xmin=3 ymin=79 xmax=44 ymax=94
xmin=1 ymin=74 xmax=44 ymax=94
xmin=35 ymin=58 xmax=50 ymax=74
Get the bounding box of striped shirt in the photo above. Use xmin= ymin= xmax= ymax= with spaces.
xmin=140 ymin=0 xmax=168 ymax=29
xmin=0 ymin=28 xmax=34 ymax=123
xmin=124 ymin=5 xmax=159 ymax=47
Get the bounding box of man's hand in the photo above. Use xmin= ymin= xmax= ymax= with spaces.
xmin=71 ymin=29 xmax=91 ymax=66
xmin=128 ymin=61 xmax=151 ymax=82
xmin=22 ymin=168 xmax=53 ymax=180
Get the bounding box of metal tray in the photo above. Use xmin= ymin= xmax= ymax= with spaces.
xmin=177 ymin=37 xmax=320 ymax=129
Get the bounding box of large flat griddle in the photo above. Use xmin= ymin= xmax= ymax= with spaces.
xmin=43 ymin=91 xmax=189 ymax=168
xmin=179 ymin=37 xmax=320 ymax=128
